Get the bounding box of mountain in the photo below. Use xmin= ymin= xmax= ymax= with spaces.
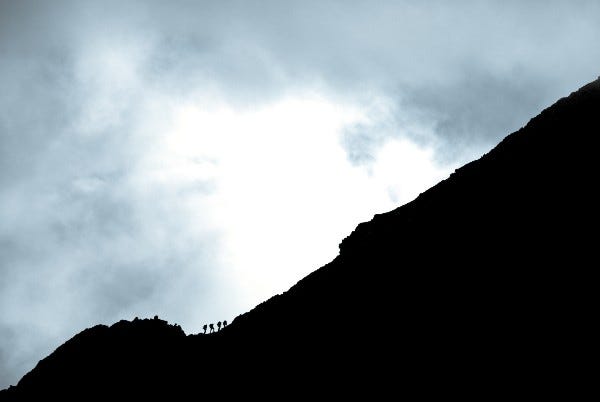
xmin=2 ymin=77 xmax=598 ymax=400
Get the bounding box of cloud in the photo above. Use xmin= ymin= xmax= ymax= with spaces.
xmin=2 ymin=0 xmax=600 ymax=388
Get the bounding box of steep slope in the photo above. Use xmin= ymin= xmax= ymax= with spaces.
xmin=2 ymin=77 xmax=598 ymax=400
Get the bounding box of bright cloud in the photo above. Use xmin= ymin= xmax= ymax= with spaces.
xmin=138 ymin=93 xmax=451 ymax=312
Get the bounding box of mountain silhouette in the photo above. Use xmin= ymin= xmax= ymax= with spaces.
xmin=2 ymin=77 xmax=598 ymax=400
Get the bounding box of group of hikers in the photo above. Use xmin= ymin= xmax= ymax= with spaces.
xmin=203 ymin=320 xmax=227 ymax=333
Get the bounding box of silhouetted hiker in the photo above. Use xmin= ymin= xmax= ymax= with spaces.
xmin=223 ymin=320 xmax=228 ymax=327
xmin=217 ymin=321 xmax=222 ymax=331
xmin=203 ymin=324 xmax=207 ymax=334
xmin=209 ymin=323 xmax=214 ymax=333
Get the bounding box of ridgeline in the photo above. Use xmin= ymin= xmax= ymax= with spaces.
xmin=2 ymin=77 xmax=598 ymax=399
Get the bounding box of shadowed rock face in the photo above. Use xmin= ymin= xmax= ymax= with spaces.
xmin=2 ymin=78 xmax=598 ymax=400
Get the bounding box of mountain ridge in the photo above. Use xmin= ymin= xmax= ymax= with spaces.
xmin=2 ymin=76 xmax=598 ymax=399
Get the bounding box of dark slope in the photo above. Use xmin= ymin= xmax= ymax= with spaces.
xmin=2 ymin=77 xmax=598 ymax=399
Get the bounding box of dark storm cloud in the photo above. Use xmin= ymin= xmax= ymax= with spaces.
xmin=2 ymin=0 xmax=600 ymax=388
xmin=343 ymin=69 xmax=556 ymax=165
xmin=403 ymin=70 xmax=555 ymax=163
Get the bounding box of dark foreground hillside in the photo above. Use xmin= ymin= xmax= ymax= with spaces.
xmin=2 ymin=78 xmax=598 ymax=399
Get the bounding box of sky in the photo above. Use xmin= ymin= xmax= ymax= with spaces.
xmin=1 ymin=0 xmax=600 ymax=388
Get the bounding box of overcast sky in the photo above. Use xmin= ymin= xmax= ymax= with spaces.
xmin=1 ymin=0 xmax=599 ymax=387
